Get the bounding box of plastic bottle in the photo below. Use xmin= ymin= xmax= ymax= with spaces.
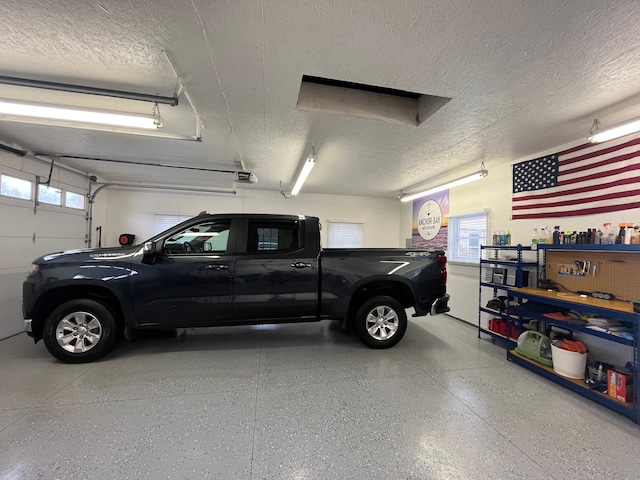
xmin=564 ymin=231 xmax=571 ymax=244
xmin=617 ymin=223 xmax=626 ymax=244
xmin=532 ymin=228 xmax=539 ymax=245
xmin=603 ymin=223 xmax=615 ymax=244
xmin=500 ymin=230 xmax=506 ymax=246
xmin=539 ymin=226 xmax=547 ymax=244
xmin=590 ymin=228 xmax=596 ymax=244
xmin=625 ymin=222 xmax=633 ymax=244
xmin=553 ymin=226 xmax=561 ymax=244
xmin=506 ymin=230 xmax=512 ymax=246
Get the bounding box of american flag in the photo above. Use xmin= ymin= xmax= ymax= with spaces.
xmin=512 ymin=133 xmax=640 ymax=219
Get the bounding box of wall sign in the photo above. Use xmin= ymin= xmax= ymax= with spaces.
xmin=411 ymin=190 xmax=449 ymax=249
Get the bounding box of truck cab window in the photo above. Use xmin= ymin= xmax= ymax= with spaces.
xmin=247 ymin=221 xmax=300 ymax=253
xmin=164 ymin=221 xmax=231 ymax=254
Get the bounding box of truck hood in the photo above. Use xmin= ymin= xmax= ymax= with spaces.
xmin=33 ymin=245 xmax=139 ymax=264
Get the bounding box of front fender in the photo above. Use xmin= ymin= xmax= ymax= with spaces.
xmin=24 ymin=265 xmax=139 ymax=337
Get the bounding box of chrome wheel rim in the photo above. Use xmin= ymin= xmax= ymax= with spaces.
xmin=55 ymin=311 xmax=103 ymax=354
xmin=365 ymin=305 xmax=399 ymax=341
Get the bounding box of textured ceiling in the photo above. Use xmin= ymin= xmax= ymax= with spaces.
xmin=1 ymin=0 xmax=640 ymax=198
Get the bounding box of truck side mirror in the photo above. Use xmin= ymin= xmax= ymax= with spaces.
xmin=142 ymin=241 xmax=160 ymax=264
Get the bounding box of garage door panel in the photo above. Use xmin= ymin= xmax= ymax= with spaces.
xmin=0 ymin=237 xmax=87 ymax=271
xmin=1 ymin=205 xmax=85 ymax=235
xmin=0 ymin=271 xmax=25 ymax=303
xmin=0 ymin=296 xmax=22 ymax=339
xmin=1 ymin=158 xmax=89 ymax=339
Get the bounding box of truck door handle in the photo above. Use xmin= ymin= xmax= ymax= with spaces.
xmin=291 ymin=262 xmax=312 ymax=268
xmin=205 ymin=264 xmax=229 ymax=270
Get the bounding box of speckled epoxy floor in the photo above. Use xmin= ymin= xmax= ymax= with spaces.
xmin=1 ymin=315 xmax=640 ymax=479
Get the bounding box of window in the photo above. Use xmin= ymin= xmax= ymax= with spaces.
xmin=448 ymin=211 xmax=488 ymax=263
xmin=1 ymin=174 xmax=32 ymax=200
xmin=164 ymin=220 xmax=231 ymax=254
xmin=155 ymin=214 xmax=196 ymax=234
xmin=327 ymin=221 xmax=363 ymax=248
xmin=38 ymin=185 xmax=62 ymax=205
xmin=247 ymin=221 xmax=300 ymax=253
xmin=65 ymin=191 xmax=86 ymax=210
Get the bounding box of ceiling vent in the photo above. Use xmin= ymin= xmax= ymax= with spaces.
xmin=296 ymin=76 xmax=451 ymax=127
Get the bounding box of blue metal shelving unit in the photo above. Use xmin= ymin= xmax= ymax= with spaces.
xmin=503 ymin=243 xmax=640 ymax=423
xmin=478 ymin=244 xmax=539 ymax=348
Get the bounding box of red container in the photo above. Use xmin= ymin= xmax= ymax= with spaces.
xmin=509 ymin=323 xmax=520 ymax=339
xmin=489 ymin=318 xmax=507 ymax=336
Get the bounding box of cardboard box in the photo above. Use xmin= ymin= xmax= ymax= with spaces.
xmin=608 ymin=370 xmax=633 ymax=403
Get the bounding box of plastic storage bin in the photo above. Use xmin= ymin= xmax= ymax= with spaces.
xmin=551 ymin=344 xmax=587 ymax=379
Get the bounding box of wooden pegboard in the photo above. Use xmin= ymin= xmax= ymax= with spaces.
xmin=544 ymin=250 xmax=640 ymax=302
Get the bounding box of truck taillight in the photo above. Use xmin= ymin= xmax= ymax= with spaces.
xmin=438 ymin=255 xmax=447 ymax=285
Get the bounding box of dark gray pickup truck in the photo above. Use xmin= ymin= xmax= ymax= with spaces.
xmin=22 ymin=213 xmax=450 ymax=363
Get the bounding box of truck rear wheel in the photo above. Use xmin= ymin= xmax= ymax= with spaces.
xmin=355 ymin=296 xmax=407 ymax=348
xmin=42 ymin=299 xmax=118 ymax=363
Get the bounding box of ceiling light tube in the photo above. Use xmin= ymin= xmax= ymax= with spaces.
xmin=0 ymin=100 xmax=160 ymax=129
xmin=291 ymin=148 xmax=317 ymax=196
xmin=0 ymin=75 xmax=178 ymax=106
xmin=588 ymin=118 xmax=640 ymax=143
xmin=400 ymin=169 xmax=488 ymax=202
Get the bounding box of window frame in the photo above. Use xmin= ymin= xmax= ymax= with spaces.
xmin=37 ymin=184 xmax=63 ymax=206
xmin=447 ymin=209 xmax=489 ymax=265
xmin=0 ymin=174 xmax=33 ymax=201
xmin=65 ymin=190 xmax=86 ymax=210
xmin=326 ymin=220 xmax=364 ymax=248
xmin=155 ymin=213 xmax=198 ymax=235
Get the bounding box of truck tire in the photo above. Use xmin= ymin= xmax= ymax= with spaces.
xmin=355 ymin=296 xmax=407 ymax=348
xmin=42 ymin=299 xmax=118 ymax=363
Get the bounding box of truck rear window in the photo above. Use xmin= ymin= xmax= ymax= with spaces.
xmin=247 ymin=221 xmax=300 ymax=253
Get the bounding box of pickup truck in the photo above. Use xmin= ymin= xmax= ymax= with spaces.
xmin=22 ymin=213 xmax=450 ymax=363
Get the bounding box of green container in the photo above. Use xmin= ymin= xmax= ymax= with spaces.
xmin=515 ymin=331 xmax=553 ymax=367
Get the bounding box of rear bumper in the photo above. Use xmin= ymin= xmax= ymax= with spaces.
xmin=430 ymin=294 xmax=450 ymax=316
xmin=23 ymin=318 xmax=34 ymax=337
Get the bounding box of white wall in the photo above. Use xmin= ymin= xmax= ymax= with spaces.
xmin=408 ymin=138 xmax=640 ymax=325
xmin=99 ymin=187 xmax=402 ymax=248
xmin=0 ymin=152 xmax=90 ymax=339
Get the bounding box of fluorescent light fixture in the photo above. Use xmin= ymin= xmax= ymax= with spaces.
xmin=588 ymin=118 xmax=640 ymax=143
xmin=0 ymin=99 xmax=160 ymax=130
xmin=400 ymin=168 xmax=488 ymax=202
xmin=291 ymin=147 xmax=317 ymax=196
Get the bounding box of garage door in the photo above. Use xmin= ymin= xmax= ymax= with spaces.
xmin=0 ymin=154 xmax=88 ymax=339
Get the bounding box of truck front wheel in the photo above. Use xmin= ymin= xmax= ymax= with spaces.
xmin=355 ymin=296 xmax=407 ymax=348
xmin=42 ymin=299 xmax=118 ymax=363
